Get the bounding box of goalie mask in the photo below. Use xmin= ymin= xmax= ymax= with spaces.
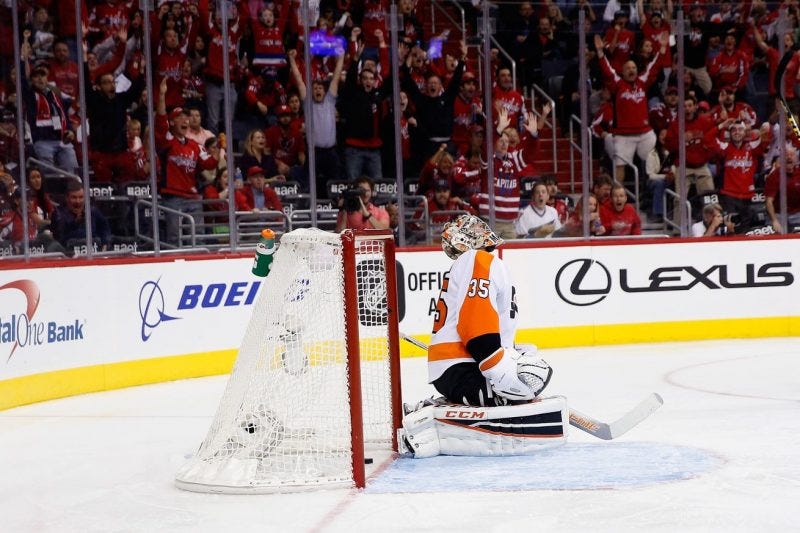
xmin=441 ymin=214 xmax=504 ymax=260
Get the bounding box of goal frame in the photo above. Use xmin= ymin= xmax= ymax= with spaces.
xmin=342 ymin=229 xmax=403 ymax=488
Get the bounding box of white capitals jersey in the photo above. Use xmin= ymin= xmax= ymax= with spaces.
xmin=428 ymin=249 xmax=518 ymax=382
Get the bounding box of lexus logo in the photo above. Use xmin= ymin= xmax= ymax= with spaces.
xmin=555 ymin=259 xmax=612 ymax=306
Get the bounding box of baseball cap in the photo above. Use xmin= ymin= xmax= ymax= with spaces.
xmin=247 ymin=166 xmax=265 ymax=178
xmin=469 ymin=124 xmax=485 ymax=134
xmin=433 ymin=178 xmax=450 ymax=190
xmin=697 ymin=101 xmax=710 ymax=111
xmin=665 ymin=85 xmax=678 ymax=94
xmin=168 ymin=107 xmax=188 ymax=120
xmin=614 ymin=9 xmax=628 ymax=19
xmin=275 ymin=105 xmax=292 ymax=116
xmin=720 ymin=84 xmax=736 ymax=93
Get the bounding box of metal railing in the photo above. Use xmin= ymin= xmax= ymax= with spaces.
xmin=529 ymin=84 xmax=558 ymax=174
xmin=569 ymin=114 xmax=593 ymax=194
xmin=430 ymin=0 xmax=466 ymax=40
xmin=615 ymin=155 xmax=641 ymax=215
xmin=663 ymin=188 xmax=690 ymax=235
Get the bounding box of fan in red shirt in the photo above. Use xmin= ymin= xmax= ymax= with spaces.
xmin=452 ymin=72 xmax=482 ymax=156
xmin=638 ymin=8 xmax=672 ymax=71
xmin=708 ymin=86 xmax=757 ymax=135
xmin=763 ymin=149 xmax=800 ymax=234
xmin=492 ymin=67 xmax=526 ymax=134
xmin=604 ymin=10 xmax=637 ymax=74
xmin=155 ymin=78 xmax=219 ymax=246
xmin=264 ymin=105 xmax=306 ymax=179
xmin=708 ymin=33 xmax=749 ymax=95
xmin=475 ymin=108 xmax=541 ymax=239
xmin=704 ymin=118 xmax=770 ymax=232
xmin=595 ymin=32 xmax=666 ymax=183
xmin=234 ymin=166 xmax=284 ymax=212
xmin=599 ymin=183 xmax=642 ymax=236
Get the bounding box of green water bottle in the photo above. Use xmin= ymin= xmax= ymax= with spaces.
xmin=252 ymin=229 xmax=276 ymax=277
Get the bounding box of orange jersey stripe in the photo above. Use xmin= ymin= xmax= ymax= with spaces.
xmin=456 ymin=251 xmax=500 ymax=342
xmin=478 ymin=348 xmax=504 ymax=372
xmin=428 ymin=341 xmax=471 ymax=362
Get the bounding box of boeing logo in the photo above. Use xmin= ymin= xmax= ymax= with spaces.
xmin=138 ymin=278 xmax=262 ymax=341
xmin=138 ymin=278 xmax=180 ymax=342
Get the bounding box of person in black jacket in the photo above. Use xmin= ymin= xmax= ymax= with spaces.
xmin=401 ymin=40 xmax=467 ymax=161
xmin=338 ymin=47 xmax=392 ymax=181
xmin=86 ymin=69 xmax=145 ymax=184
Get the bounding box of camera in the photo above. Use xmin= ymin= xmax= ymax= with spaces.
xmin=342 ymin=186 xmax=363 ymax=213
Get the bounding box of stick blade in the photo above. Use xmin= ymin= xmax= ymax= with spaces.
xmin=608 ymin=393 xmax=663 ymax=439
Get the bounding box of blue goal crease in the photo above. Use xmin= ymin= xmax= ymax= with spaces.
xmin=364 ymin=442 xmax=723 ymax=493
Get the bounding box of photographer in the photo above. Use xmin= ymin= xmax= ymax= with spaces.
xmin=691 ymin=203 xmax=735 ymax=237
xmin=335 ymin=176 xmax=390 ymax=231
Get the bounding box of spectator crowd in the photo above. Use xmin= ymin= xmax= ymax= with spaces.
xmin=1 ymin=0 xmax=799 ymax=256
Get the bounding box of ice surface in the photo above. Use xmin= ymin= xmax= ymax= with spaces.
xmin=0 ymin=338 xmax=798 ymax=532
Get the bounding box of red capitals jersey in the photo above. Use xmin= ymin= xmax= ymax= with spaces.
xmin=709 ymin=50 xmax=749 ymax=92
xmin=603 ymin=27 xmax=637 ymax=73
xmin=704 ymin=126 xmax=767 ymax=199
xmin=591 ymin=101 xmax=614 ymax=138
xmin=599 ymin=54 xmax=661 ymax=135
xmin=477 ymin=137 xmax=538 ymax=221
xmin=764 ymin=166 xmax=800 ymax=214
xmin=155 ymin=114 xmax=218 ymax=198
xmin=648 ymin=101 xmax=677 ymax=135
xmin=361 ymin=0 xmax=389 ymax=49
xmin=709 ymin=103 xmax=757 ymax=131
xmin=453 ymin=157 xmax=485 ymax=200
xmin=252 ymin=20 xmax=287 ymax=68
xmin=665 ymin=113 xmax=715 ymax=168
xmin=48 ymin=60 xmax=79 ymax=100
xmin=156 ymin=48 xmax=187 ymax=110
xmin=492 ymin=86 xmax=525 ymax=132
xmin=452 ymin=95 xmax=482 ymax=153
xmin=204 ymin=24 xmax=241 ymax=81
xmin=642 ymin=21 xmax=672 ymax=68
xmin=244 ymin=76 xmax=287 ymax=111
xmin=89 ymin=3 xmax=128 ymax=39
xmin=264 ymin=124 xmax=305 ymax=166
xmin=599 ymin=203 xmax=642 ymax=235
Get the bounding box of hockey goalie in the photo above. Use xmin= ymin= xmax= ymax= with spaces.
xmin=400 ymin=214 xmax=568 ymax=458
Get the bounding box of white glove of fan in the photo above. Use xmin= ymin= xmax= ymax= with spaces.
xmin=478 ymin=347 xmax=535 ymax=401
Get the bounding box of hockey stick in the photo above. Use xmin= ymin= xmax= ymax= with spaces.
xmin=775 ymin=49 xmax=800 ymax=142
xmin=399 ymin=332 xmax=663 ymax=440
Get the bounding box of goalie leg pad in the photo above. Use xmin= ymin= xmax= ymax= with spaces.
xmin=400 ymin=406 xmax=441 ymax=458
xmin=401 ymin=398 xmax=568 ymax=458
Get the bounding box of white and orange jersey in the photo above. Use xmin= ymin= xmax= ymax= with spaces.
xmin=428 ymin=249 xmax=517 ymax=383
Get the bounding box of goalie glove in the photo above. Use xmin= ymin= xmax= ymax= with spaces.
xmin=516 ymin=352 xmax=552 ymax=398
xmin=478 ymin=347 xmax=535 ymax=401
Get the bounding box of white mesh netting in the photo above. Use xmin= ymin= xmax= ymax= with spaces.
xmin=175 ymin=228 xmax=395 ymax=493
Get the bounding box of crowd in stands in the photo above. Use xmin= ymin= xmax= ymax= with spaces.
xmin=0 ymin=0 xmax=800 ymax=257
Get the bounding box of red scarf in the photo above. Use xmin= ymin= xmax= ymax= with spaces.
xmin=34 ymin=90 xmax=67 ymax=139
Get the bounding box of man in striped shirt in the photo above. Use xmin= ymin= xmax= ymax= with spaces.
xmin=476 ymin=108 xmax=540 ymax=239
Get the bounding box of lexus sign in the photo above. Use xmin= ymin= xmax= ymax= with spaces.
xmin=555 ymin=258 xmax=793 ymax=306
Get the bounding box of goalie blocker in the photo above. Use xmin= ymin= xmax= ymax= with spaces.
xmin=399 ymin=397 xmax=568 ymax=458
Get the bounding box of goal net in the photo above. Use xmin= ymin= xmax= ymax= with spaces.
xmin=175 ymin=228 xmax=402 ymax=493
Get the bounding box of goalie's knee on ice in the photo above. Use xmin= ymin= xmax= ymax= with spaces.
xmin=401 ymin=406 xmax=441 ymax=458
